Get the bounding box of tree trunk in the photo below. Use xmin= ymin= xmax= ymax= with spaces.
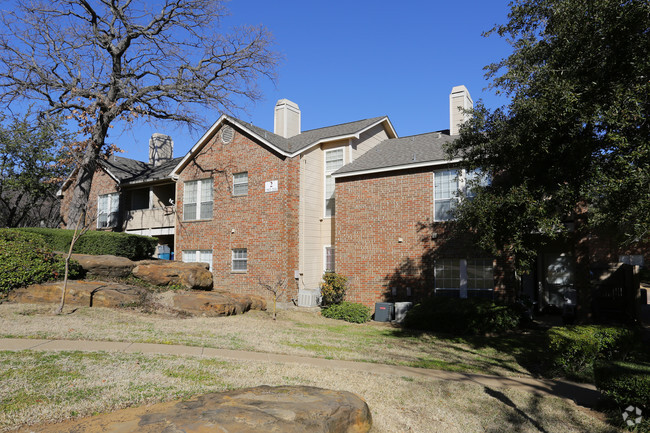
xmin=66 ymin=118 xmax=110 ymax=229
xmin=573 ymin=206 xmax=592 ymax=323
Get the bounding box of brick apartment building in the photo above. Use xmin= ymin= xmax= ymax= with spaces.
xmin=60 ymin=86 xmax=647 ymax=309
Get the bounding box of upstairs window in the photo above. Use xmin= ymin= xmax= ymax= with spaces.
xmin=325 ymin=148 xmax=344 ymax=217
xmin=97 ymin=193 xmax=119 ymax=228
xmin=233 ymin=172 xmax=248 ymax=196
xmin=465 ymin=169 xmax=490 ymax=199
xmin=184 ymin=178 xmax=212 ymax=220
xmin=433 ymin=169 xmax=459 ymax=221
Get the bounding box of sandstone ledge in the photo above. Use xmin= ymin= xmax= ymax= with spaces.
xmin=26 ymin=385 xmax=372 ymax=433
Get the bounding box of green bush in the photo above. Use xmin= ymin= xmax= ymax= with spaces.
xmin=319 ymin=272 xmax=348 ymax=306
xmin=403 ymin=297 xmax=521 ymax=335
xmin=0 ymin=229 xmax=82 ymax=295
xmin=322 ymin=302 xmax=372 ymax=323
xmin=594 ymin=360 xmax=650 ymax=410
xmin=17 ymin=228 xmax=156 ymax=260
xmin=547 ymin=325 xmax=637 ymax=382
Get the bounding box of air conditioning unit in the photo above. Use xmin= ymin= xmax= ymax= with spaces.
xmin=297 ymin=290 xmax=319 ymax=307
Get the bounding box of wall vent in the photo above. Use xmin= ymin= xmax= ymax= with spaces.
xmin=221 ymin=125 xmax=234 ymax=144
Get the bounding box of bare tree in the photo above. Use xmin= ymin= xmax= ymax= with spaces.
xmin=0 ymin=0 xmax=279 ymax=227
xmin=258 ymin=276 xmax=287 ymax=320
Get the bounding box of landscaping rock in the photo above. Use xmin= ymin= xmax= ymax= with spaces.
xmin=132 ymin=260 xmax=213 ymax=290
xmin=71 ymin=254 xmax=135 ymax=278
xmin=29 ymin=386 xmax=372 ymax=433
xmin=172 ymin=291 xmax=266 ymax=316
xmin=8 ymin=281 xmax=147 ymax=308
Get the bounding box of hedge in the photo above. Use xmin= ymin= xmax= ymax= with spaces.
xmin=403 ymin=297 xmax=521 ymax=335
xmin=547 ymin=325 xmax=637 ymax=382
xmin=321 ymin=302 xmax=372 ymax=323
xmin=0 ymin=229 xmax=82 ymax=295
xmin=17 ymin=228 xmax=156 ymax=261
xmin=594 ymin=360 xmax=650 ymax=410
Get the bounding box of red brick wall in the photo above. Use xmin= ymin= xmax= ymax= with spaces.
xmin=336 ymin=167 xmax=500 ymax=307
xmin=60 ymin=167 xmax=120 ymax=229
xmin=175 ymin=122 xmax=300 ymax=301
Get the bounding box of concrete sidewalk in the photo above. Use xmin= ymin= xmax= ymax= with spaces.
xmin=0 ymin=338 xmax=601 ymax=408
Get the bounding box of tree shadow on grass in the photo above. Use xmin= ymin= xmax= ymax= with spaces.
xmin=483 ymin=386 xmax=550 ymax=433
xmin=385 ymin=326 xmax=550 ymax=378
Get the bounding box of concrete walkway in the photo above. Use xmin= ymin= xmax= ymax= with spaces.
xmin=0 ymin=337 xmax=601 ymax=408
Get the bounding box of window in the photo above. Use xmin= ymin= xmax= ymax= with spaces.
xmin=434 ymin=259 xmax=461 ymax=291
xmin=130 ymin=188 xmax=149 ymax=210
xmin=97 ymin=193 xmax=119 ymax=228
xmin=435 ymin=258 xmax=494 ymax=298
xmin=465 ymin=169 xmax=490 ymax=199
xmin=325 ymin=148 xmax=344 ymax=217
xmin=233 ymin=172 xmax=248 ymax=196
xmin=182 ymin=250 xmax=213 ymax=272
xmin=232 ymin=248 xmax=247 ymax=272
xmin=184 ymin=178 xmax=212 ymax=220
xmin=324 ymin=246 xmax=335 ymax=273
xmin=467 ymin=258 xmax=494 ymax=290
xmin=434 ymin=169 xmax=459 ymax=221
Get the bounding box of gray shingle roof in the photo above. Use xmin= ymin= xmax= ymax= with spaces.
xmin=229 ymin=116 xmax=388 ymax=154
xmin=334 ymin=131 xmax=457 ymax=175
xmin=101 ymin=155 xmax=183 ymax=184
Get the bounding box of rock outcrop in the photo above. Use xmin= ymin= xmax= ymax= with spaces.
xmin=28 ymin=386 xmax=372 ymax=433
xmin=132 ymin=260 xmax=213 ymax=290
xmin=71 ymin=254 xmax=135 ymax=278
xmin=8 ymin=281 xmax=147 ymax=308
xmin=171 ymin=291 xmax=267 ymax=316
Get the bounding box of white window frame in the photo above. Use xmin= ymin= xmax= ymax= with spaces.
xmin=182 ymin=249 xmax=213 ymax=272
xmin=324 ymin=245 xmax=335 ymax=273
xmin=232 ymin=248 xmax=248 ymax=272
xmin=324 ymin=148 xmax=344 ymax=218
xmin=433 ymin=169 xmax=460 ymax=221
xmin=183 ymin=178 xmax=213 ymax=220
xmin=233 ymin=171 xmax=248 ymax=196
xmin=97 ymin=192 xmax=119 ymax=228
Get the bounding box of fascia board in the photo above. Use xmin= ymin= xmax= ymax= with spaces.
xmin=332 ymin=158 xmax=463 ymax=179
xmin=170 ymin=115 xmax=292 ymax=179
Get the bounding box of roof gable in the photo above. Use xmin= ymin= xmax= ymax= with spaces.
xmin=171 ymin=114 xmax=397 ymax=177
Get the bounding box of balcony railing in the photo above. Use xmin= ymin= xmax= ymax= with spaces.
xmin=123 ymin=207 xmax=175 ymax=232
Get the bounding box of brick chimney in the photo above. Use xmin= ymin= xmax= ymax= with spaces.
xmin=274 ymin=99 xmax=301 ymax=138
xmin=149 ymin=133 xmax=173 ymax=167
xmin=449 ymin=85 xmax=473 ymax=136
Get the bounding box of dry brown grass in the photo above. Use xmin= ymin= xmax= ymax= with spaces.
xmin=0 ymin=303 xmax=531 ymax=377
xmin=0 ymin=303 xmax=620 ymax=432
xmin=0 ymin=350 xmax=617 ymax=433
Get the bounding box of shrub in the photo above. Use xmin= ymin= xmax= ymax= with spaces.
xmin=594 ymin=360 xmax=650 ymax=413
xmin=17 ymin=228 xmax=156 ymax=260
xmin=0 ymin=229 xmax=82 ymax=295
xmin=547 ymin=325 xmax=637 ymax=382
xmin=403 ymin=297 xmax=520 ymax=335
xmin=319 ymin=272 xmax=348 ymax=306
xmin=322 ymin=302 xmax=371 ymax=323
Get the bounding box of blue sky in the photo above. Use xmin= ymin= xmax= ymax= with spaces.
xmin=117 ymin=0 xmax=515 ymax=162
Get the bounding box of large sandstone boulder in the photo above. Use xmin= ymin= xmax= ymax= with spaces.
xmin=132 ymin=260 xmax=213 ymax=290
xmin=172 ymin=291 xmax=266 ymax=316
xmin=70 ymin=254 xmax=135 ymax=278
xmin=29 ymin=386 xmax=372 ymax=433
xmin=8 ymin=281 xmax=147 ymax=308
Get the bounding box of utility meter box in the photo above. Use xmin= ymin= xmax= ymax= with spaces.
xmin=374 ymin=302 xmax=394 ymax=322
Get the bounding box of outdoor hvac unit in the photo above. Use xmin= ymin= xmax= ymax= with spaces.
xmin=394 ymin=302 xmax=413 ymax=323
xmin=297 ymin=290 xmax=319 ymax=308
